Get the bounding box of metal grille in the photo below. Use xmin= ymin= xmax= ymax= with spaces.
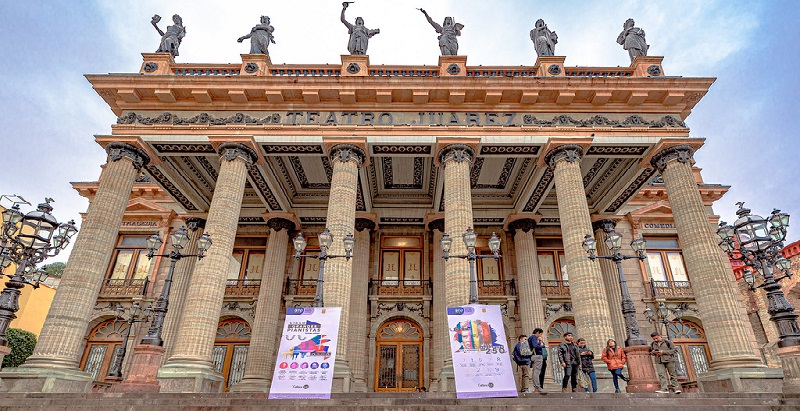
xmin=401 ymin=345 xmax=420 ymax=389
xmin=673 ymin=347 xmax=688 ymax=377
xmin=83 ymin=345 xmax=107 ymax=381
xmin=689 ymin=345 xmax=709 ymax=375
xmin=377 ymin=345 xmax=397 ymax=389
xmin=549 ymin=346 xmax=563 ymax=383
xmin=211 ymin=346 xmax=227 ymax=373
xmin=228 ymin=346 xmax=248 ymax=387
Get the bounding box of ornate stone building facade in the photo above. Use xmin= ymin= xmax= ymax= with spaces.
xmin=0 ymin=52 xmax=783 ymax=393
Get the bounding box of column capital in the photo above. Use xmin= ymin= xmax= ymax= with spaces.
xmin=218 ymin=142 xmax=258 ymax=165
xmin=428 ymin=218 xmax=445 ymax=233
xmin=185 ymin=217 xmax=207 ymax=231
xmin=544 ymin=144 xmax=584 ymax=169
xmin=266 ymin=217 xmax=296 ymax=232
xmin=650 ymin=144 xmax=694 ymax=172
xmin=592 ymin=219 xmax=617 ymax=233
xmin=355 ymin=217 xmax=376 ymax=232
xmin=508 ymin=218 xmax=537 ymax=234
xmin=437 ymin=144 xmax=475 ymax=167
xmin=329 ymin=144 xmax=366 ymax=167
xmin=106 ymin=142 xmax=151 ymax=170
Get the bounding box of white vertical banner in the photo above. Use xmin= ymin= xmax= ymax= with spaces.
xmin=268 ymin=307 xmax=341 ymax=399
xmin=447 ymin=304 xmax=518 ymax=399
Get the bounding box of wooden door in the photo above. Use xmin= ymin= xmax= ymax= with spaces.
xmin=212 ymin=318 xmax=251 ymax=391
xmin=374 ymin=319 xmax=424 ymax=392
xmin=80 ymin=320 xmax=128 ymax=382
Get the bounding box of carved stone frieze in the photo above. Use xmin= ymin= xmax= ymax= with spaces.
xmin=371 ymin=302 xmax=426 ymax=320
xmin=547 ymin=64 xmax=561 ymax=75
xmin=238 ymin=216 xmax=265 ymax=224
xmin=245 ymin=163 xmax=282 ymax=211
xmin=289 ymin=156 xmax=330 ymax=189
xmin=262 ymin=144 xmax=324 ymax=154
xmin=185 ymin=217 xmax=207 ymax=231
xmin=428 ymin=219 xmax=445 ymax=232
xmin=545 ymin=144 xmax=584 ymax=169
xmin=106 ymin=142 xmax=151 ymax=170
xmin=346 ymin=63 xmax=360 ymax=74
xmin=583 ymin=158 xmax=608 ymax=188
xmin=372 ymin=145 xmax=431 ymax=155
xmin=223 ymin=301 xmax=256 ymax=320
xmin=299 ymin=217 xmax=327 ymax=223
xmin=446 ymin=63 xmax=461 ymax=75
xmin=650 ymin=144 xmax=695 ymax=172
xmin=380 ymin=217 xmax=424 ymax=224
xmin=586 ymin=146 xmax=649 ymax=156
xmin=508 ymin=158 xmax=531 ymax=197
xmin=329 ymin=144 xmax=366 ymax=167
xmin=117 ymin=112 xmax=282 ymax=125
xmin=592 ymin=219 xmax=616 ymax=233
xmin=266 ymin=217 xmax=295 ymax=232
xmin=145 ymin=165 xmax=198 ymax=211
xmin=545 ymin=302 xmax=573 ymax=320
xmin=522 ymin=114 xmax=685 ymax=128
xmin=604 ymin=167 xmax=658 ymax=213
xmin=509 ymin=218 xmax=536 ymax=233
xmin=522 ymin=167 xmax=553 ymax=213
xmin=585 ymin=158 xmax=624 ymax=199
xmin=437 ymin=144 xmax=475 ymax=167
xmin=480 ymin=145 xmax=539 ymax=155
xmin=153 ymin=143 xmax=216 ymax=154
xmin=244 ymin=63 xmax=259 ymax=73
xmin=195 ymin=156 xmax=219 ymax=181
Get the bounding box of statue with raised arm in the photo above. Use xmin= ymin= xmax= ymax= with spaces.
xmin=530 ymin=19 xmax=558 ymax=57
xmin=341 ymin=2 xmax=380 ymax=55
xmin=152 ymin=14 xmax=185 ymax=58
xmin=419 ymin=9 xmax=463 ymax=56
xmin=238 ymin=16 xmax=276 ymax=55
xmin=616 ymin=18 xmax=648 ymax=61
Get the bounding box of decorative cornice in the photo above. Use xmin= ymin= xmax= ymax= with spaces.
xmin=522 ymin=167 xmax=554 ymax=213
xmin=355 ymin=218 xmax=377 ymax=232
xmin=185 ymin=217 xmax=207 ymax=231
xmin=380 ymin=217 xmax=424 ymax=224
xmin=586 ymin=146 xmax=649 ymax=156
xmin=428 ymin=219 xmax=445 ymax=232
xmin=650 ymin=145 xmax=695 ymax=172
xmin=372 ymin=145 xmax=431 ymax=155
xmin=592 ymin=219 xmax=616 ymax=233
xmin=545 ymin=144 xmax=584 ymax=169
xmin=106 ymin=142 xmax=151 ymax=170
xmin=218 ymin=142 xmax=258 ymax=165
xmin=245 ymin=163 xmax=282 ymax=211
xmin=267 ymin=217 xmax=295 ymax=232
xmin=153 ymin=143 xmax=215 ymax=154
xmin=329 ymin=144 xmax=366 ymax=167
xmin=605 ymin=167 xmax=658 ymax=213
xmin=118 ymin=111 xmax=282 ymax=125
xmin=583 ymin=158 xmax=608 ymax=188
xmin=522 ymin=114 xmax=685 ymax=128
xmin=145 ymin=165 xmax=197 ymax=211
xmin=509 ymin=218 xmax=537 ymax=233
xmin=480 ymin=145 xmax=539 ymax=155
xmin=437 ymin=144 xmax=475 ymax=167
xmin=262 ymin=144 xmax=323 ymax=154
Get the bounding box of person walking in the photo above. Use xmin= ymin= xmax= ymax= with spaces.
xmin=577 ymin=338 xmax=597 ymax=392
xmin=650 ymin=332 xmax=681 ymax=394
xmin=557 ymin=332 xmax=580 ymax=392
xmin=527 ymin=328 xmax=546 ymax=393
xmin=601 ymin=338 xmax=629 ymax=393
xmin=512 ymin=335 xmax=533 ymax=393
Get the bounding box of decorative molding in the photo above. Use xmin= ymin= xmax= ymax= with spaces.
xmin=267 ymin=217 xmax=296 ymax=232
xmin=372 ymin=145 xmax=431 ymax=155
xmin=185 ymin=217 xmax=206 ymax=231
xmin=239 ymin=216 xmax=266 ymax=224
xmin=145 ymin=165 xmax=197 ymax=211
xmin=650 ymin=144 xmax=695 ymax=172
xmin=509 ymin=158 xmax=531 ymax=197
xmin=438 ymin=144 xmax=475 ymax=166
xmin=143 ymin=62 xmax=158 ymax=73
xmin=583 ymin=158 xmax=608 ymax=188
xmin=522 ymin=167 xmax=554 ymax=213
xmin=106 ymin=142 xmax=150 ymax=170
xmin=289 ymin=156 xmax=329 ymax=189
xmin=329 ymin=144 xmax=366 ymax=167
xmin=262 ymin=144 xmax=324 ymax=154
xmin=509 ymin=218 xmax=536 ymax=233
xmin=179 ymin=156 xmax=214 ymax=193
xmin=118 ymin=111 xmax=283 ymax=125
xmin=195 ymin=156 xmax=219 ymax=181
xmin=592 ymin=219 xmax=616 ymax=233
xmin=539 ymin=218 xmax=560 ymax=225
xmin=382 ymin=157 xmax=424 ymax=189
xmin=428 ymin=219 xmax=445 ymax=232
xmin=379 ymin=217 xmax=424 ymax=224
xmin=474 ymin=158 xmax=516 ymax=190
xmin=355 ymin=218 xmax=376 ymax=232
xmin=586 ymin=146 xmax=649 ymax=156
xmin=604 ymin=167 xmax=658 ymax=213
xmin=135 ymin=174 xmax=151 ymax=183
xmin=153 ymin=143 xmax=216 ymax=154
xmin=218 ymin=142 xmax=257 ymax=165
xmin=245 ymin=163 xmax=282 ymax=211
xmin=299 ymin=217 xmax=327 ymax=223
xmin=480 ymin=145 xmax=539 ymax=155
xmin=371 ymin=302 xmax=426 ymax=320
xmin=244 ymin=62 xmax=259 ymax=73
xmin=469 ymin=158 xmax=484 ymax=187
xmin=647 ymin=65 xmax=662 ymax=76
xmin=586 ymin=158 xmax=625 ymax=199
xmin=356 ymin=177 xmax=366 ymax=211
xmin=473 ymin=218 xmax=504 ymax=225
xmin=545 ymin=302 xmax=573 ymax=320
xmin=427 ymin=159 xmax=437 ymax=197
xmin=446 ymin=63 xmax=461 ymax=75
xmin=547 ymin=64 xmax=561 ymax=75
xmin=346 ymin=62 xmax=360 ymax=74
xmin=545 ymin=144 xmax=584 ymax=169
xmin=222 ymin=301 xmax=255 ymax=320
xmin=522 ymin=114 xmax=686 ymax=128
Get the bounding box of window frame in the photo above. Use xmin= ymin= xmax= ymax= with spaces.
xmin=230 ymin=237 xmax=267 ymax=283
xmin=642 ymin=236 xmax=689 ymax=284
xmin=536 ymin=237 xmax=567 ymax=283
xmin=105 ymin=235 xmax=154 ymax=280
xmin=379 ymin=235 xmax=424 ymax=286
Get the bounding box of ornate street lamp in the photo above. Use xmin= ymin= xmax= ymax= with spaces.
xmin=107 ymin=302 xmax=152 ymax=378
xmin=293 ymin=228 xmax=355 ymax=307
xmin=0 ymin=197 xmax=77 ymax=346
xmin=643 ymin=302 xmax=686 ymax=339
xmin=139 ymin=226 xmax=212 ymax=346
xmin=717 ymin=203 xmax=799 ymax=348
xmin=440 ymin=228 xmax=501 ymax=304
xmin=583 ymin=228 xmax=648 ymax=347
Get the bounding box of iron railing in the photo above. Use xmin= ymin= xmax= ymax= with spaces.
xmin=477 ymin=279 xmax=516 ymax=297
xmin=647 ymin=280 xmax=693 ymax=298
xmin=540 ymin=280 xmax=570 ymax=297
xmin=225 ymin=279 xmax=261 ymax=296
xmin=369 ymin=280 xmax=431 ymax=296
xmin=99 ymin=278 xmax=149 ymax=296
xmin=284 ymin=278 xmax=320 ymax=296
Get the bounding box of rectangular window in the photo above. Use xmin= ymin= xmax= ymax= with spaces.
xmin=231 ymin=238 xmax=268 ymax=283
xmin=404 ymin=251 xmax=422 ymax=285
xmin=644 ymin=236 xmax=689 ymax=283
xmin=536 ymin=238 xmax=566 ymax=283
xmin=107 ymin=235 xmax=153 ymax=281
xmin=380 ymin=236 xmax=424 ymax=286
xmin=382 ymin=251 xmax=401 ymax=286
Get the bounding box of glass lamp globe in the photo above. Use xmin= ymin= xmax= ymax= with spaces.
xmin=343 ymin=233 xmax=355 ymax=253
xmin=440 ymin=234 xmax=452 ymax=254
xmin=318 ymin=228 xmax=333 ymax=252
xmin=170 ymin=227 xmax=190 ymax=250
xmin=488 ymin=232 xmax=501 ymax=253
xmin=463 ymin=228 xmax=477 ymax=249
xmin=604 ymin=231 xmax=623 ymax=252
xmin=293 ymin=233 xmax=307 ymax=253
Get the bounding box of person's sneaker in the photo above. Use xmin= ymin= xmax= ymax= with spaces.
xmin=674 ymin=389 xmax=681 ymax=394
xmin=537 ymin=388 xmax=547 ymax=394
xmin=614 ymin=389 xmax=621 ymax=393
xmin=622 ymin=375 xmax=630 ymax=383
xmin=520 ymin=389 xmax=531 ymax=393
xmin=655 ymin=389 xmax=670 ymax=393
xmin=563 ymin=388 xmax=570 ymax=393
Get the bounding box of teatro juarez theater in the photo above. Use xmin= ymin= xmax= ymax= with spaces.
xmin=0 ymin=41 xmax=783 ymax=394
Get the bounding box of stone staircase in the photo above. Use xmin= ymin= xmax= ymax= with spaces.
xmin=0 ymin=392 xmax=797 ymax=410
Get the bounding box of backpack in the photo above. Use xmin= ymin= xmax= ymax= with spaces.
xmin=519 ymin=340 xmax=533 ymax=357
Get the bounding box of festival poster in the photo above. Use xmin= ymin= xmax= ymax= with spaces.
xmin=268 ymin=307 xmax=341 ymax=399
xmin=447 ymin=304 xmax=518 ymax=399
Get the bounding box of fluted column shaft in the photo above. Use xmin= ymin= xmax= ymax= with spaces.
xmin=25 ymin=143 xmax=149 ymax=370
xmin=440 ymin=145 xmax=474 ymax=307
xmin=429 ymin=223 xmax=447 ymax=389
xmin=547 ymin=145 xmax=615 ymax=354
xmin=652 ymin=145 xmax=761 ymax=369
xmin=593 ymin=221 xmax=627 ymax=344
xmin=511 ymin=221 xmax=545 ymax=331
xmin=348 ymin=220 xmax=374 ymax=391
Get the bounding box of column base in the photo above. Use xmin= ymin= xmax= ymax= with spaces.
xmin=0 ymin=365 xmax=92 ymax=393
xmin=777 ymin=345 xmax=800 ymax=394
xmin=698 ymin=367 xmax=783 ymax=393
xmin=0 ymin=345 xmax=10 ymax=367
xmin=437 ymin=363 xmax=455 ymax=392
xmin=229 ymin=375 xmax=270 ymax=392
xmin=113 ymin=344 xmax=165 ymax=393
xmin=332 ymin=358 xmax=352 ymax=393
xmin=351 ymin=377 xmax=368 ymax=392
xmin=623 ymin=345 xmax=661 ymax=393
xmin=156 ymin=357 xmax=224 ymax=393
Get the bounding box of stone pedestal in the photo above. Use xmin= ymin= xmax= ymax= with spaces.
xmin=623 ymin=346 xmax=660 ymax=393
xmin=240 ymin=54 xmax=271 ymax=76
xmin=114 ymin=344 xmax=165 ymax=392
xmin=777 ymin=345 xmax=800 ymax=394
xmin=437 ymin=363 xmax=455 ymax=393
xmin=0 ymin=367 xmax=92 ymax=393
xmin=698 ymin=367 xmax=784 ymax=393
xmin=0 ymin=345 xmax=10 ymax=368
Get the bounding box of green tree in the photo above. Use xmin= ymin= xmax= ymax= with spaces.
xmin=42 ymin=262 xmax=66 ymax=278
xmin=1 ymin=328 xmax=37 ymax=368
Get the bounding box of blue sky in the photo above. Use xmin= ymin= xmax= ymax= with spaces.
xmin=0 ymin=0 xmax=798 ymax=262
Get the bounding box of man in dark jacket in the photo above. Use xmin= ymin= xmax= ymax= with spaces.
xmin=650 ymin=332 xmax=681 ymax=394
xmin=577 ymin=338 xmax=597 ymax=392
xmin=527 ymin=328 xmax=546 ymax=393
xmin=557 ymin=331 xmax=580 ymax=392
xmin=512 ymin=335 xmax=532 ymax=393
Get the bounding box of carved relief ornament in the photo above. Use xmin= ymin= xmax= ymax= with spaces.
xmin=544 ymin=144 xmax=584 ymax=169
xmin=329 ymin=144 xmax=366 ymax=167
xmin=355 ymin=217 xmax=376 ymax=232
xmin=437 ymin=144 xmax=475 ymax=167
xmin=106 ymin=142 xmax=151 ymax=170
xmin=217 ymin=142 xmax=257 ymax=165
xmin=267 ymin=217 xmax=296 ymax=232
xmin=508 ymin=218 xmax=536 ymax=234
xmin=650 ymin=144 xmax=694 ymax=172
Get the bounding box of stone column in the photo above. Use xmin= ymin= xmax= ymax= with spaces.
xmin=231 ymin=217 xmax=295 ymax=392
xmin=428 ymin=219 xmax=448 ymax=391
xmin=163 ymin=218 xmax=206 ymax=361
xmin=158 ymin=143 xmax=256 ymax=393
xmin=545 ymin=144 xmax=615 ymax=355
xmin=510 ymin=219 xmax=546 ymax=332
xmin=4 ymin=143 xmax=149 ymax=393
xmin=348 ymin=218 xmax=375 ymax=392
xmin=324 ymin=144 xmax=365 ymax=393
xmin=592 ymin=220 xmax=627 ymax=344
xmin=651 ymin=145 xmax=769 ymax=390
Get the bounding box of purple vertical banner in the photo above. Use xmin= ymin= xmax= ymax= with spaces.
xmin=447 ymin=304 xmax=518 ymax=399
xmin=268 ymin=307 xmax=341 ymax=399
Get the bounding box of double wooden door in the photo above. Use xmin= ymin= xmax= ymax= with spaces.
xmin=374 ymin=319 xmax=423 ymax=392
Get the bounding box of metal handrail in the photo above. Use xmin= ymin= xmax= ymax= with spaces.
xmin=99 ymin=278 xmax=149 ymax=296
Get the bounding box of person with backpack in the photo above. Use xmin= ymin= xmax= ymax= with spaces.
xmin=527 ymin=328 xmax=546 ymax=393
xmin=650 ymin=332 xmax=681 ymax=394
xmin=512 ymin=335 xmax=533 ymax=393
xmin=601 ymin=338 xmax=629 ymax=393
xmin=577 ymin=338 xmax=597 ymax=392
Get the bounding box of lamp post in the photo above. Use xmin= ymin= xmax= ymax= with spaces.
xmin=582 ymin=228 xmax=648 ymax=346
xmin=139 ymin=226 xmax=212 ymax=346
xmin=293 ymin=227 xmax=355 ymax=307
xmin=0 ymin=197 xmax=78 ymax=346
xmin=440 ymin=228 xmax=501 ymax=304
xmin=107 ymin=302 xmax=152 ymax=378
xmin=643 ymin=302 xmax=685 ymax=339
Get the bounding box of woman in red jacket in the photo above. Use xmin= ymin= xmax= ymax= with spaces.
xmin=601 ymin=339 xmax=630 ymax=393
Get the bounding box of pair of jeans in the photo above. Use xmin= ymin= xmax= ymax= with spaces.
xmin=609 ymin=368 xmax=625 ymax=390
xmin=656 ymin=361 xmax=680 ymax=390
xmin=540 ymin=358 xmax=547 ymax=388
xmin=562 ymin=364 xmax=578 ymax=390
xmin=582 ymin=371 xmax=597 ymax=392
xmin=530 ymin=355 xmax=543 ymax=390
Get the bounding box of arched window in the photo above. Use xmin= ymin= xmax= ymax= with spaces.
xmin=212 ymin=318 xmax=251 ymax=391
xmin=80 ymin=320 xmax=129 ymax=382
xmin=666 ymin=320 xmax=710 ymax=381
xmin=375 ymin=319 xmax=424 ymax=392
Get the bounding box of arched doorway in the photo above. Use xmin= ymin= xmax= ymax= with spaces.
xmin=212 ymin=318 xmax=251 ymax=391
xmin=666 ymin=320 xmax=710 ymax=382
xmin=547 ymin=319 xmax=576 ymax=383
xmin=374 ymin=318 xmax=424 ymax=392
xmin=80 ymin=319 xmax=128 ymax=382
